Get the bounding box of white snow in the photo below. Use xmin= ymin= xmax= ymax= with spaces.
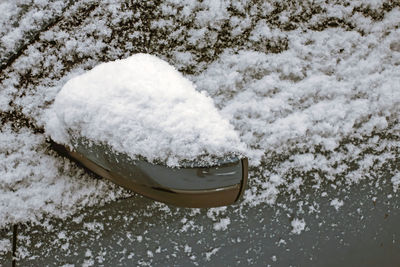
xmin=0 ymin=0 xmax=399 ymax=252
xmin=0 ymin=123 xmax=128 ymax=229
xmin=0 ymin=0 xmax=66 ymax=62
xmin=213 ymin=217 xmax=231 ymax=231
xmin=330 ymin=198 xmax=344 ymax=211
xmin=45 ymin=53 xmax=246 ymax=167
xmin=147 ymin=250 xmax=153 ymax=258
xmin=0 ymin=238 xmax=10 ymax=255
xmin=391 ymin=173 xmax=400 ymax=192
xmin=205 ymin=247 xmax=220 ymax=261
xmin=291 ymin=218 xmax=306 ymax=235
xmin=184 ymin=244 xmax=192 ymax=254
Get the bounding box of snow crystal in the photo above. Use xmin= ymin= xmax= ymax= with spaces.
xmin=291 ymin=218 xmax=306 ymax=235
xmin=330 ymin=198 xmax=344 ymax=211
xmin=85 ymin=249 xmax=92 ymax=257
xmin=0 ymin=238 xmax=11 ymax=255
xmin=205 ymin=247 xmax=220 ymax=261
xmin=82 ymin=258 xmax=94 ymax=267
xmin=184 ymin=244 xmax=192 ymax=254
xmin=46 ymin=53 xmax=246 ymax=167
xmin=213 ymin=218 xmax=231 ymax=231
xmin=391 ymin=173 xmax=400 ymax=192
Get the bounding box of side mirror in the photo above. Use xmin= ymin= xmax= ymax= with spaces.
xmin=50 ymin=140 xmax=248 ymax=208
xmin=46 ymin=54 xmax=248 ymax=208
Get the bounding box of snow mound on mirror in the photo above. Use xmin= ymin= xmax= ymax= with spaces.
xmin=46 ymin=54 xmax=246 ymax=167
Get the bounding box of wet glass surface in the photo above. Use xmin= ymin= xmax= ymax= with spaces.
xmin=1 ymin=170 xmax=399 ymax=266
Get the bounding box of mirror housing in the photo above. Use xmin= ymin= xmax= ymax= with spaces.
xmin=50 ymin=141 xmax=248 ymax=208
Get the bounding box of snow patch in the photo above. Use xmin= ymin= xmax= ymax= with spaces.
xmin=330 ymin=198 xmax=344 ymax=211
xmin=46 ymin=53 xmax=246 ymax=167
xmin=0 ymin=238 xmax=11 ymax=255
xmin=391 ymin=173 xmax=400 ymax=192
xmin=205 ymin=247 xmax=220 ymax=261
xmin=0 ymin=123 xmax=127 ymax=229
xmin=213 ymin=217 xmax=231 ymax=231
xmin=291 ymin=218 xmax=306 ymax=235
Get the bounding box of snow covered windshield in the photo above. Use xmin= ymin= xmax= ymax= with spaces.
xmin=45 ymin=54 xmax=246 ymax=167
